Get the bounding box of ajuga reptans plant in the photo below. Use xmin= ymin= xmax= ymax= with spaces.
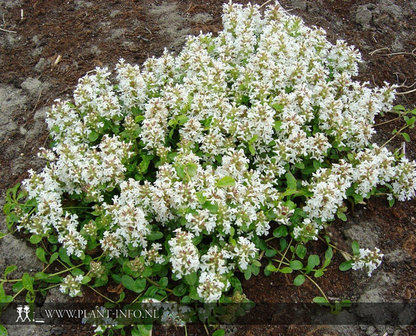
xmin=3 ymin=1 xmax=416 ymax=333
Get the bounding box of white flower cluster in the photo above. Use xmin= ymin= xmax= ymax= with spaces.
xmin=59 ymin=274 xmax=84 ymax=297
xmin=352 ymin=248 xmax=384 ymax=277
xmin=17 ymin=1 xmax=416 ymax=300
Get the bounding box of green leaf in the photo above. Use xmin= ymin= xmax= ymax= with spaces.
xmin=244 ymin=268 xmax=252 ymax=280
xmin=147 ymin=232 xmax=163 ymax=241
xmin=402 ymin=132 xmax=410 ymax=142
xmin=139 ymin=155 xmax=153 ymax=174
xmin=265 ymin=264 xmax=278 ymax=272
xmin=351 ymin=241 xmax=360 ymax=255
xmin=289 ymin=260 xmax=303 ymax=271
xmin=404 ymin=116 xmax=415 ymax=127
xmin=323 ymin=247 xmax=333 ymax=267
xmin=265 ymin=249 xmax=277 ymax=258
xmin=132 ymin=324 xmax=152 ymax=336
xmin=314 ymin=269 xmax=324 ymax=278
xmin=121 ymin=275 xmax=146 ymax=294
xmin=217 ymin=176 xmax=236 ymax=188
xmin=121 ymin=275 xmax=136 ymax=292
xmin=306 ymin=255 xmax=320 ymax=270
xmin=293 ymin=274 xmax=305 ymax=286
xmin=88 ymin=131 xmax=100 ymax=142
xmin=339 ymin=260 xmax=353 ymax=271
xmin=337 ymin=210 xmax=347 ymax=222
xmin=173 ymin=284 xmax=187 ymax=297
xmin=273 ymin=226 xmax=288 ymax=238
xmin=4 ymin=265 xmax=17 ymax=278
xmin=313 ymin=296 xmax=329 ymax=304
xmin=393 ymin=104 xmax=405 ymax=112
xmin=49 ymin=252 xmax=59 ymax=264
xmin=196 ymin=192 xmax=206 ymax=204
xmin=34 ymin=272 xmax=48 ymax=280
xmin=36 ymin=248 xmax=47 ymax=263
xmin=295 ymin=245 xmax=307 ymax=259
xmin=186 ymin=163 xmax=198 ymax=177
xmin=158 ymin=277 xmax=168 ymax=288
xmin=285 ymin=172 xmax=297 ymax=190
xmin=279 ymin=267 xmax=293 ymax=274
xmin=59 ymin=247 xmax=73 ymax=266
xmin=29 ymin=235 xmax=42 ymax=244
xmin=212 ymin=330 xmax=225 ymax=336
xmin=22 ymin=273 xmax=34 ymax=293
xmin=175 ymin=165 xmax=185 ymax=179
xmin=0 ymin=325 xmax=8 ymax=336
xmin=184 ymin=272 xmax=197 ymax=286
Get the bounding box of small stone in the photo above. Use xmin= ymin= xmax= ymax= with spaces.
xmin=19 ymin=126 xmax=27 ymax=135
xmin=291 ymin=0 xmax=307 ymax=10
xmin=111 ymin=28 xmax=126 ymax=39
xmin=34 ymin=107 xmax=48 ymax=121
xmin=356 ymin=6 xmax=372 ymax=27
xmin=191 ymin=13 xmax=213 ymax=24
xmin=32 ymin=35 xmax=41 ymax=47
xmin=379 ymin=0 xmax=403 ymax=19
xmin=21 ymin=77 xmax=42 ymax=96
xmin=366 ymin=326 xmax=376 ymax=335
xmin=34 ymin=58 xmax=48 ymax=73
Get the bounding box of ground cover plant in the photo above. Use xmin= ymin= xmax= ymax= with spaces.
xmin=1 ymin=1 xmax=416 ymax=335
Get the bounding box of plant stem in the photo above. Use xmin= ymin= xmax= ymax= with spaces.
xmin=374 ymin=116 xmax=400 ymax=126
xmin=87 ymin=285 xmax=117 ymax=304
xmin=381 ymin=124 xmax=409 ymax=148
xmin=317 ymin=236 xmax=351 ymax=258
xmin=273 ymin=249 xmax=330 ymax=303
xmin=36 ymin=284 xmax=60 ymax=292
xmin=203 ymin=324 xmax=210 ymax=336
xmin=277 ymin=237 xmax=292 ymax=271
xmin=145 ymin=277 xmax=173 ymax=293
xmin=300 ymin=271 xmax=330 ymax=303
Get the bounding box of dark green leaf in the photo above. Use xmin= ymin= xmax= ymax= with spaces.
xmin=265 ymin=249 xmax=277 ymax=258
xmin=273 ymin=226 xmax=288 ymax=238
xmin=184 ymin=272 xmax=197 ymax=286
xmin=173 ymin=284 xmax=187 ymax=297
xmin=36 ymin=248 xmax=47 ymax=263
xmin=147 ymin=232 xmax=163 ymax=241
xmin=339 ymin=260 xmax=353 ymax=271
xmin=307 ymin=255 xmax=320 ymax=270
xmin=351 ymin=241 xmax=360 ymax=255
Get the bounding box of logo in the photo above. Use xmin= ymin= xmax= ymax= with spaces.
xmin=15 ymin=305 xmax=44 ymax=324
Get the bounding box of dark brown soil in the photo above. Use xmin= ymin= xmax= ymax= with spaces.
xmin=1 ymin=1 xmax=415 ymax=335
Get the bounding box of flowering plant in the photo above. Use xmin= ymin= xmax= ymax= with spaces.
xmin=2 ymin=1 xmax=416 ymax=334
